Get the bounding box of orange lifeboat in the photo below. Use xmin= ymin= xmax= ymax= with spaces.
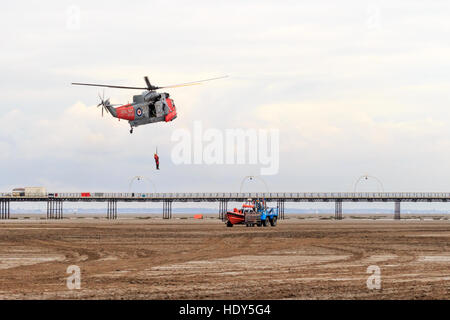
xmin=226 ymin=207 xmax=245 ymax=225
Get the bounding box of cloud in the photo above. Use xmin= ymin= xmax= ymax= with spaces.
xmin=1 ymin=1 xmax=450 ymax=192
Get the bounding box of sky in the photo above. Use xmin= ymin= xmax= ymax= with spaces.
xmin=1 ymin=0 xmax=450 ymax=193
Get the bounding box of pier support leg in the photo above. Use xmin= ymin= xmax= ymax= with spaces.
xmin=47 ymin=200 xmax=52 ymax=219
xmin=223 ymin=200 xmax=227 ymax=221
xmin=335 ymin=200 xmax=343 ymax=220
xmin=47 ymin=200 xmax=63 ymax=220
xmin=276 ymin=200 xmax=279 ymax=219
xmin=0 ymin=200 xmax=8 ymax=219
xmin=163 ymin=201 xmax=166 ymax=219
xmin=107 ymin=200 xmax=117 ymax=220
xmin=277 ymin=200 xmax=285 ymax=220
xmin=163 ymin=200 xmax=172 ymax=219
xmin=394 ymin=201 xmax=401 ymax=220
xmin=58 ymin=200 xmax=63 ymax=219
xmin=219 ymin=199 xmax=227 ymax=221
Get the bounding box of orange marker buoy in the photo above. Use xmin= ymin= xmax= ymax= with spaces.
xmin=193 ymin=214 xmax=203 ymax=219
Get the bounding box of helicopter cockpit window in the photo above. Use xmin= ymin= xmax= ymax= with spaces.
xmin=133 ymin=95 xmax=144 ymax=103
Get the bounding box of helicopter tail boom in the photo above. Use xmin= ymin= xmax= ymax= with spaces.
xmin=105 ymin=103 xmax=117 ymax=117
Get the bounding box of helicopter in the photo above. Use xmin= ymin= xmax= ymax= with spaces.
xmin=72 ymin=75 xmax=227 ymax=133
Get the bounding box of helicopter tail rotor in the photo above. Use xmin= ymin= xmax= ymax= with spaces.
xmin=96 ymin=91 xmax=121 ymax=117
xmin=97 ymin=91 xmax=110 ymax=117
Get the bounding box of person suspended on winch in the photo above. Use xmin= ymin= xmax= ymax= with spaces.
xmin=154 ymin=148 xmax=160 ymax=170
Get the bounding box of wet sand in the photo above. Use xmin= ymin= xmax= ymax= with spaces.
xmin=0 ymin=218 xmax=449 ymax=299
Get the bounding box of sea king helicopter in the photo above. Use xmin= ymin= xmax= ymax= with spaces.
xmin=72 ymin=75 xmax=227 ymax=133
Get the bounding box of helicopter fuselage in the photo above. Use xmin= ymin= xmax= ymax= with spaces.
xmin=108 ymin=91 xmax=177 ymax=128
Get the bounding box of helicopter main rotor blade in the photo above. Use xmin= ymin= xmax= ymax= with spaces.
xmin=161 ymin=83 xmax=203 ymax=89
xmin=158 ymin=75 xmax=228 ymax=89
xmin=73 ymin=75 xmax=228 ymax=91
xmin=144 ymin=76 xmax=152 ymax=89
xmin=72 ymin=82 xmax=148 ymax=90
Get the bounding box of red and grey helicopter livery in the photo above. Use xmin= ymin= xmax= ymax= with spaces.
xmin=72 ymin=75 xmax=227 ymax=133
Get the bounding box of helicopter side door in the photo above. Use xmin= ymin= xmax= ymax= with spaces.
xmin=154 ymin=100 xmax=166 ymax=118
